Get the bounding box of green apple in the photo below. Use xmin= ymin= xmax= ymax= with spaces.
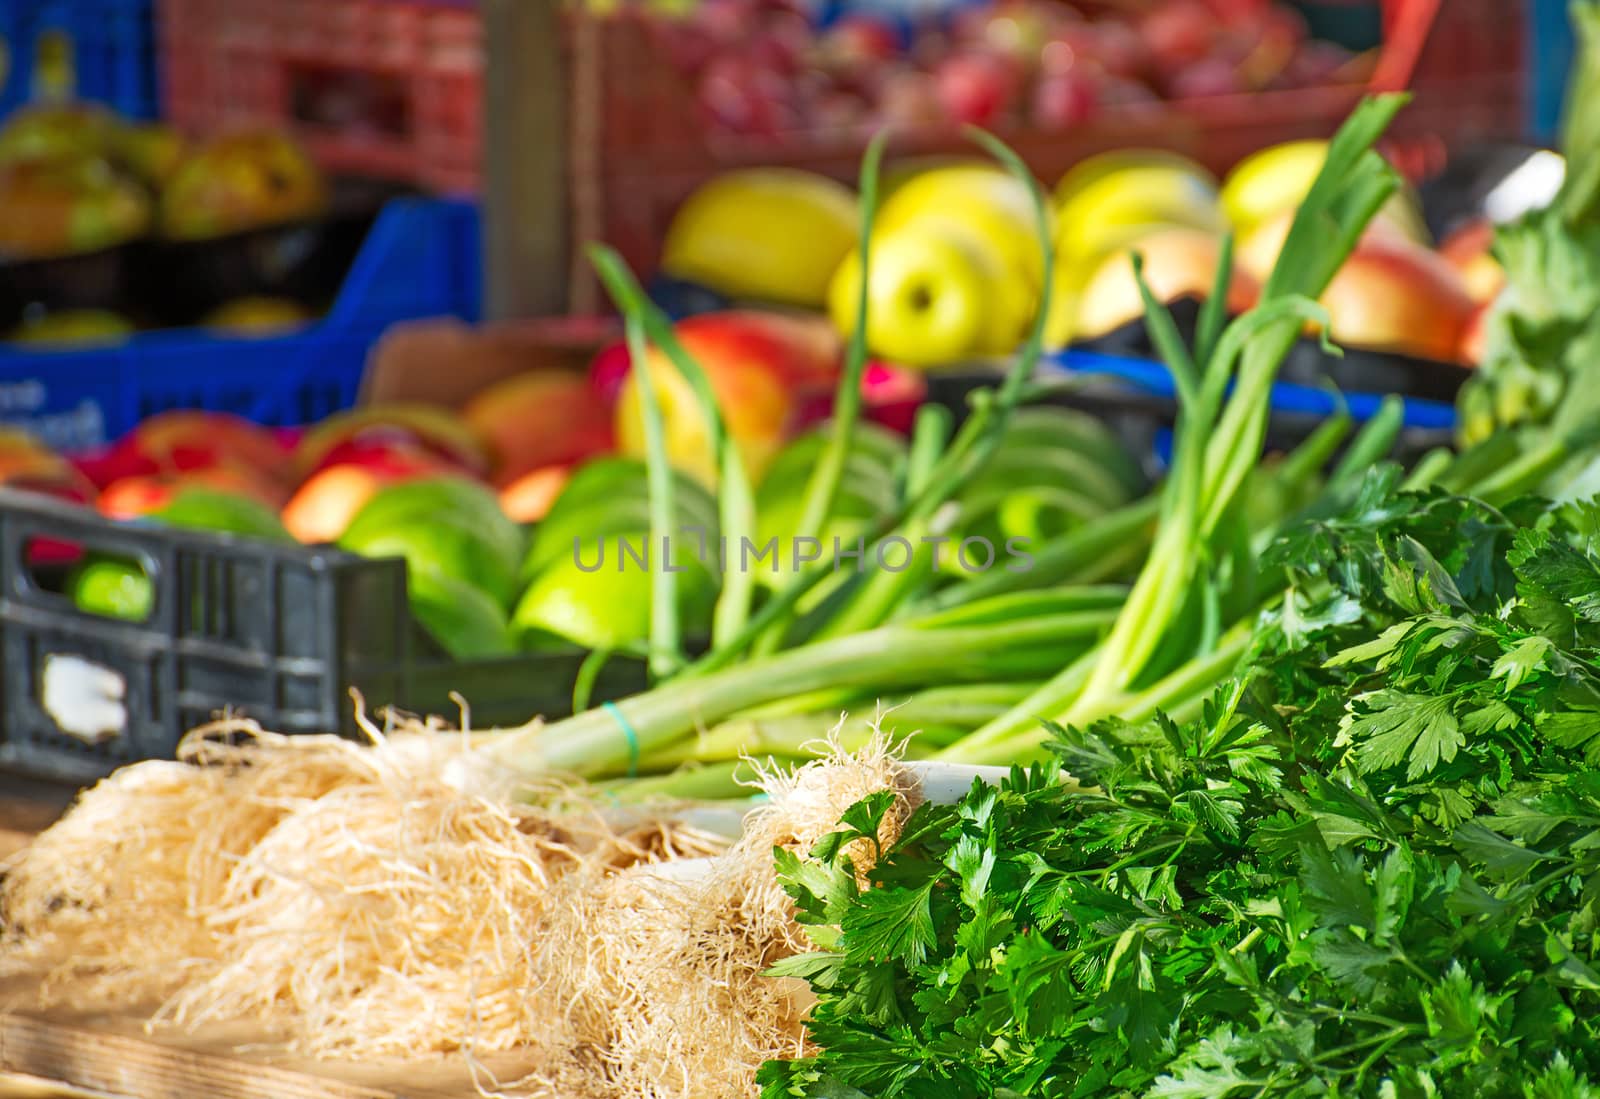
xmin=69 ymin=556 xmax=153 ymax=622
xmin=340 ymin=514 xmax=520 ymax=608
xmin=511 ymin=532 xmax=718 ymax=652
xmin=409 ymin=571 xmax=516 ymax=660
xmin=342 ymin=476 xmax=524 ymax=572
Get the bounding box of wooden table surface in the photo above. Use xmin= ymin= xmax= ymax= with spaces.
xmin=0 ymin=776 xmax=111 ymax=1097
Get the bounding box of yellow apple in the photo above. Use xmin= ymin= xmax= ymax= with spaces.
xmin=1074 ymin=227 xmax=1260 ymax=341
xmin=1222 ymin=139 xmax=1429 ymax=243
xmin=829 ymin=220 xmax=1029 ymax=367
xmin=1054 ymin=154 xmax=1224 ymax=269
xmin=661 ymin=168 xmax=859 ymax=309
xmin=1053 ymin=149 xmax=1215 ymax=209
xmin=875 ymin=164 xmax=1052 ymax=290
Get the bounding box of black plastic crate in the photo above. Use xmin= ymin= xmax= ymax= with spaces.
xmin=922 ymin=367 xmax=1454 ymax=482
xmin=0 ymin=489 xmax=649 ymax=783
xmin=1072 ymin=297 xmax=1473 ymax=407
xmin=0 ymin=178 xmax=415 ymax=333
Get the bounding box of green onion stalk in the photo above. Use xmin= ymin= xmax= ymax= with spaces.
xmin=937 ymin=95 xmax=1411 ymax=763
xmin=488 ymin=609 xmax=1119 ymax=781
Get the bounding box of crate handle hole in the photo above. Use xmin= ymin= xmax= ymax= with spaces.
xmin=289 ymin=64 xmax=415 ymax=141
xmin=22 ymin=537 xmax=154 ymax=624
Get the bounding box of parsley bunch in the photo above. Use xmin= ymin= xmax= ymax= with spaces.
xmin=761 ymin=474 xmax=1600 ymax=1098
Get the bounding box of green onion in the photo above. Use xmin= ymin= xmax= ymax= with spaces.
xmin=624 ymin=315 xmax=682 ymax=677
xmin=589 ymin=245 xmax=758 ymax=649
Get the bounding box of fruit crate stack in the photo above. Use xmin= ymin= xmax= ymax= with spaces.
xmin=157 ymin=0 xmax=482 ymax=194
xmin=0 ymin=198 xmax=483 ymax=453
xmin=0 ymin=0 xmax=161 ymax=120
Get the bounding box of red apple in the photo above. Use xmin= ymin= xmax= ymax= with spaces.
xmin=703 ymin=310 xmax=843 ymax=388
xmin=1232 ymin=4 xmax=1306 ymax=89
xmin=934 ymin=52 xmax=1022 ymax=127
xmin=613 ymin=318 xmax=803 ymax=484
xmin=98 ymin=463 xmax=286 ymax=521
xmin=1459 ymin=302 xmax=1491 ymax=366
xmin=1141 ymin=0 xmax=1218 ymax=71
xmin=1318 ymin=237 xmax=1479 ymax=363
xmin=698 ymin=56 xmax=801 ymax=136
xmin=876 ymin=68 xmax=945 ymax=130
xmin=668 ymin=0 xmax=752 ymax=69
xmin=748 ymin=12 xmax=811 ymax=75
xmin=1052 ymin=21 xmax=1150 ymax=81
xmin=294 ymin=405 xmax=491 ymax=480
xmin=463 ymin=370 xmax=614 ymax=481
xmin=1168 ymin=57 xmax=1248 ymax=100
xmin=793 ymin=361 xmax=928 ymax=436
xmin=814 ymin=14 xmax=899 ymax=70
xmin=111 ymin=410 xmax=290 ymax=484
xmin=590 ymin=311 xmax=841 ymax=405
xmin=280 ymin=448 xmax=457 ymax=545
xmin=1032 ymin=68 xmax=1101 ymax=129
xmin=498 ymin=464 xmax=573 ymax=524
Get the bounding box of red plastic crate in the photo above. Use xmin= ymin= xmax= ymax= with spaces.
xmin=157 ymin=0 xmax=482 ymax=194
xmin=159 ymin=0 xmax=1525 ymax=312
xmin=558 ymin=0 xmax=1524 ymax=311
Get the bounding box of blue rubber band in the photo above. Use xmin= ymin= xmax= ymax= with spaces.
xmin=603 ymin=701 xmax=642 ymax=779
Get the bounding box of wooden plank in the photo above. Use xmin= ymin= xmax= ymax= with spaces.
xmin=0 ymin=1004 xmax=540 ymax=1099
xmin=482 ymin=0 xmax=569 ymax=320
xmin=0 ymin=1073 xmax=119 ymax=1098
xmin=0 ymin=1016 xmax=393 ymax=1099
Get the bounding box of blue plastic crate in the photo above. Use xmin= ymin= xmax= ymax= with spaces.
xmin=1049 ymin=349 xmax=1457 ymax=428
xmin=0 ymin=0 xmax=159 ymax=120
xmin=0 ymin=197 xmax=483 ymax=452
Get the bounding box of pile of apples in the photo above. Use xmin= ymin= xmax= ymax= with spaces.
xmin=0 ymin=309 xmax=924 ymax=544
xmin=650 ymin=0 xmax=1361 ymax=139
xmin=660 ymin=138 xmax=1500 ymax=369
xmin=0 ymin=103 xmax=328 ymax=260
xmin=0 ymin=102 xmax=328 ymax=345
xmin=1053 ymin=140 xmax=1500 ymax=367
